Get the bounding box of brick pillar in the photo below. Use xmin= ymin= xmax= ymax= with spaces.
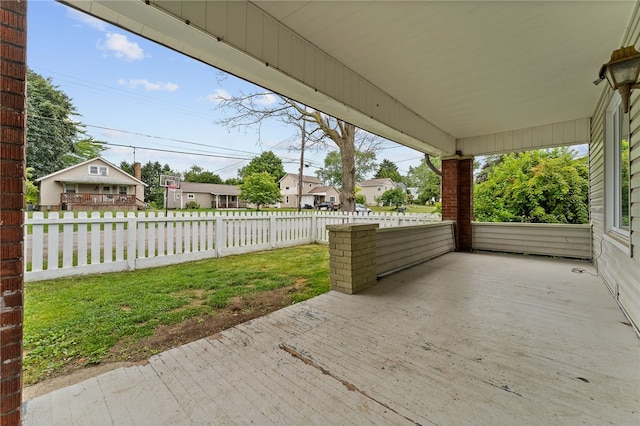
xmin=0 ymin=1 xmax=27 ymax=425
xmin=441 ymin=156 xmax=473 ymax=252
xmin=326 ymin=223 xmax=379 ymax=294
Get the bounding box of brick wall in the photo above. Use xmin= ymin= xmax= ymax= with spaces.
xmin=0 ymin=1 xmax=27 ymax=424
xmin=327 ymin=223 xmax=379 ymax=294
xmin=441 ymin=157 xmax=473 ymax=251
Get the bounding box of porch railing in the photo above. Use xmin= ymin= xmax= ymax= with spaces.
xmin=60 ymin=193 xmax=137 ymax=206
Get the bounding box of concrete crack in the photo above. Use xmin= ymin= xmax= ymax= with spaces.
xmin=279 ymin=343 xmax=428 ymax=426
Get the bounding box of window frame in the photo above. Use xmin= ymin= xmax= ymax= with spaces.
xmin=604 ymin=92 xmax=631 ymax=242
xmin=88 ymin=165 xmax=108 ymax=176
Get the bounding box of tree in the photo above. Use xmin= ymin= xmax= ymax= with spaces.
xmin=238 ymin=151 xmax=286 ymax=183
xmin=239 ymin=172 xmax=282 ymax=210
xmin=375 ymin=159 xmax=402 ymax=183
xmin=61 ymin=137 xmax=106 ymax=168
xmin=25 ymin=167 xmax=39 ymax=206
xmin=183 ymin=165 xmax=222 ymax=184
xmin=120 ymin=160 xmax=180 ymax=208
xmin=405 ymin=157 xmax=441 ymax=204
xmin=26 ymin=69 xmax=105 ymax=178
xmin=224 ymin=177 xmax=242 ymax=185
xmin=622 ymin=139 xmax=630 ymax=227
xmin=379 ymin=187 xmax=406 ymax=208
xmin=316 ymin=150 xmax=377 ymax=188
xmin=474 ymin=148 xmax=589 ymax=224
xmin=216 ymin=92 xmax=383 ymax=212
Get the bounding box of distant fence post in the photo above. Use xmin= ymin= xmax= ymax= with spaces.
xmin=215 ymin=213 xmax=225 ymax=256
xmin=269 ymin=215 xmax=277 ymax=248
xmin=311 ymin=214 xmax=318 ymax=242
xmin=126 ymin=212 xmax=137 ymax=271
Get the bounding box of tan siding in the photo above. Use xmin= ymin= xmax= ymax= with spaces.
xmin=376 ymin=222 xmax=455 ymax=276
xmin=472 ymin=223 xmax=591 ymax=259
xmin=38 ymin=179 xmax=63 ymax=208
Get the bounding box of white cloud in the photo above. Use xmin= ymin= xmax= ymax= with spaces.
xmin=98 ymin=33 xmax=144 ymax=61
xmin=117 ymin=78 xmax=178 ymax=92
xmin=66 ymin=8 xmax=107 ymax=31
xmin=255 ymin=93 xmax=277 ymax=106
xmin=206 ymin=89 xmax=232 ymax=103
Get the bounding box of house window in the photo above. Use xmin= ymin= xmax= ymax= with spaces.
xmin=377 ymin=186 xmax=381 ymax=191
xmin=187 ymin=194 xmax=195 ymax=200
xmin=605 ymin=93 xmax=630 ymax=238
xmin=89 ymin=165 xmax=108 ymax=176
xmin=63 ymin=184 xmax=77 ymax=193
xmin=286 ymin=196 xmax=289 ymax=203
xmin=119 ymin=187 xmax=127 ymax=195
xmin=103 ymin=186 xmax=111 ymax=194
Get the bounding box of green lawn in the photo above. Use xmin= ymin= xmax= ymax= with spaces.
xmin=23 ymin=244 xmax=329 ymax=385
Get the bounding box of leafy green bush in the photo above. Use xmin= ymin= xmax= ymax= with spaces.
xmin=185 ymin=201 xmax=200 ymax=209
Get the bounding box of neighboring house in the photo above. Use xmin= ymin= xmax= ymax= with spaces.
xmin=36 ymin=157 xmax=146 ymax=211
xmin=357 ymin=178 xmax=398 ymax=205
xmin=308 ymin=186 xmax=340 ymax=206
xmin=278 ymin=173 xmax=324 ymax=208
xmin=167 ymin=182 xmax=245 ymax=209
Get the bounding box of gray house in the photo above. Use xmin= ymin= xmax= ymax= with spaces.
xmin=168 ymin=181 xmax=245 ymax=209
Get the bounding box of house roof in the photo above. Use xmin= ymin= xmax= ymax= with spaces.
xmin=35 ymin=157 xmax=147 ymax=186
xmin=66 ymin=1 xmax=634 ymax=157
xmin=181 ymin=182 xmax=240 ymax=196
xmin=357 ymin=178 xmax=395 ymax=187
xmin=308 ymin=186 xmax=338 ymax=195
xmin=279 ymin=173 xmax=323 ymax=184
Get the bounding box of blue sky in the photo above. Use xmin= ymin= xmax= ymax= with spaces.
xmin=27 ymin=0 xmax=426 ymax=181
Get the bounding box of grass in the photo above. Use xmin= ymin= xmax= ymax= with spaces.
xmin=23 ymin=244 xmax=329 ymax=385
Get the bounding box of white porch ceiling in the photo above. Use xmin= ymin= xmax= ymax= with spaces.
xmin=61 ymin=1 xmax=636 ymax=155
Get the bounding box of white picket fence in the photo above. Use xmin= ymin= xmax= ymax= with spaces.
xmin=24 ymin=210 xmax=440 ymax=282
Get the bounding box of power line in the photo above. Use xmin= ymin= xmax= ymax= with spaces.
xmin=29 ymin=114 xmax=260 ymax=156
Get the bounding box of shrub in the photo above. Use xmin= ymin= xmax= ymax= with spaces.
xmin=185 ymin=201 xmax=200 ymax=209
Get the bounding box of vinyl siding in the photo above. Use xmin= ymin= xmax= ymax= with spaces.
xmin=376 ymin=222 xmax=455 ymax=276
xmin=472 ymin=223 xmax=591 ymax=259
xmin=589 ymin=12 xmax=640 ymax=329
xmin=457 ymin=118 xmax=590 ymax=156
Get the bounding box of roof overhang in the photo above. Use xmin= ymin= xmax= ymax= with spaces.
xmin=55 ymin=177 xmax=147 ymax=186
xmin=60 ymin=1 xmax=636 ymax=156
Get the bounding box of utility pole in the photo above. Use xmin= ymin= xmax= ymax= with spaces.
xmin=297 ymin=116 xmax=306 ymax=212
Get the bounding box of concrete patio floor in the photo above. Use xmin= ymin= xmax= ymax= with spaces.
xmin=23 ymin=252 xmax=639 ymax=425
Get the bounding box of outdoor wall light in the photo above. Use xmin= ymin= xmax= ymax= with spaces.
xmin=594 ymin=45 xmax=640 ymax=113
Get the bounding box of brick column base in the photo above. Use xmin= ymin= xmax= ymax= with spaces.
xmin=441 ymin=156 xmax=473 ymax=252
xmin=1 ymin=1 xmax=27 ymax=425
xmin=326 ymin=223 xmax=379 ymax=294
